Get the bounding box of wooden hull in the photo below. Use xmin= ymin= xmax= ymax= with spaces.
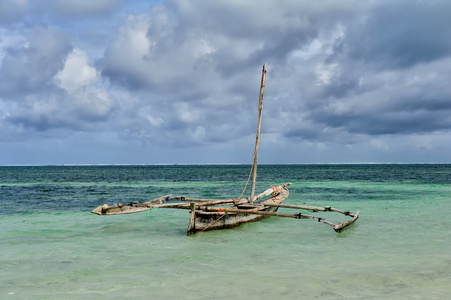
xmin=187 ymin=185 xmax=289 ymax=235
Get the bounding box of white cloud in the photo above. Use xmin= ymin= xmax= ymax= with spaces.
xmin=0 ymin=27 xmax=116 ymax=133
xmin=55 ymin=49 xmax=98 ymax=92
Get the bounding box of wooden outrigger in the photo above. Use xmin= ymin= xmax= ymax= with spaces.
xmin=91 ymin=64 xmax=359 ymax=235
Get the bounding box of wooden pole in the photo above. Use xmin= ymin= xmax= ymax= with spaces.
xmin=201 ymin=206 xmax=337 ymax=228
xmin=250 ymin=63 xmax=267 ymax=203
xmin=263 ymin=203 xmax=357 ymax=217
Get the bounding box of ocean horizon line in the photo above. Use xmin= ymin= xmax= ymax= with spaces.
xmin=1 ymin=162 xmax=450 ymax=167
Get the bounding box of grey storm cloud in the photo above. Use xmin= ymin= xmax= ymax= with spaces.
xmin=95 ymin=0 xmax=366 ymax=146
xmin=0 ymin=27 xmax=72 ymax=96
xmin=342 ymin=1 xmax=451 ymax=70
xmin=279 ymin=0 xmax=451 ymax=145
xmin=1 ymin=0 xmax=451 ymax=164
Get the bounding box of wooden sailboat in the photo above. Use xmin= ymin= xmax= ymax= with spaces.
xmin=92 ymin=64 xmax=359 ymax=235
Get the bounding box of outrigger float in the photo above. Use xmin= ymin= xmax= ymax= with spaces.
xmin=92 ymin=64 xmax=359 ymax=235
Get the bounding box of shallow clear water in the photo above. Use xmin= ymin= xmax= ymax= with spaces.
xmin=1 ymin=165 xmax=450 ymax=299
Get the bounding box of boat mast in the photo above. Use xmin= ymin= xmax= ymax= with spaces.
xmin=250 ymin=63 xmax=266 ymax=203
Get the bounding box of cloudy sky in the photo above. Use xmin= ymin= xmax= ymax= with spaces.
xmin=1 ymin=0 xmax=451 ymax=165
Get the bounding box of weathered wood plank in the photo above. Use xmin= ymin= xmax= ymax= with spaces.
xmin=334 ymin=210 xmax=360 ymax=232
xmin=254 ymin=183 xmax=291 ymax=201
xmin=153 ymin=198 xmax=248 ymax=209
xmin=173 ymin=196 xmax=236 ymax=202
xmin=91 ymin=194 xmax=171 ymax=215
xmin=187 ymin=202 xmax=197 ymax=236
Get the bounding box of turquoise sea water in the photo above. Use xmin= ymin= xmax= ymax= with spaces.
xmin=1 ymin=165 xmax=450 ymax=299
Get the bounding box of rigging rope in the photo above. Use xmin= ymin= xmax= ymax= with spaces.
xmin=236 ymin=150 xmax=257 ymax=201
